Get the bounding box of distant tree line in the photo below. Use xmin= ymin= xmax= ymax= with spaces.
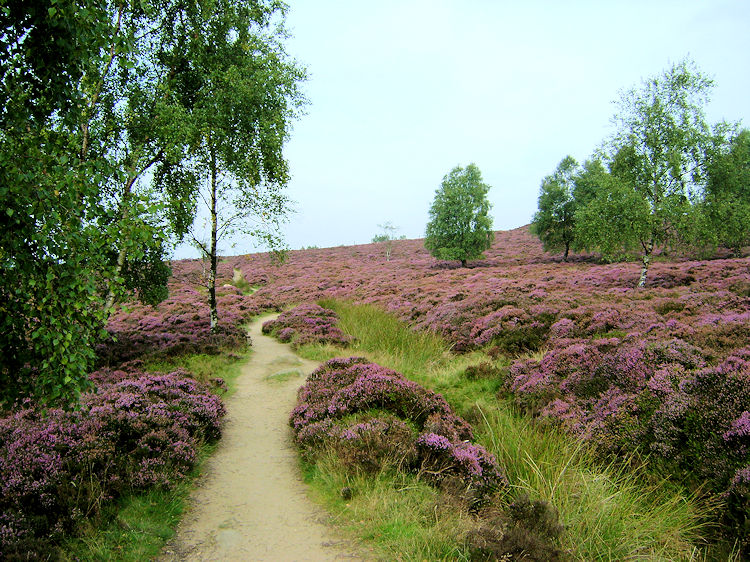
xmin=0 ymin=0 xmax=304 ymax=406
xmin=531 ymin=59 xmax=749 ymax=286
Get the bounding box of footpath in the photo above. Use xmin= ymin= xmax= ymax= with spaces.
xmin=160 ymin=316 xmax=367 ymax=561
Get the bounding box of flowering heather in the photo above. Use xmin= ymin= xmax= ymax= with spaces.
xmin=98 ymin=279 xmax=266 ymax=365
xmin=196 ymin=227 xmax=750 ymax=543
xmin=218 ymin=229 xmax=749 ymax=362
xmin=261 ymin=304 xmax=353 ymax=348
xmin=56 ymin=225 xmax=746 ymax=546
xmin=318 ymin=413 xmax=419 ymax=474
xmin=290 ymin=357 xmax=505 ymax=500
xmin=510 ymin=339 xmax=750 ymax=545
xmin=290 ymin=357 xmax=472 ymax=440
xmin=416 ymin=432 xmax=507 ymax=499
xmin=0 ymin=366 xmax=225 ymax=556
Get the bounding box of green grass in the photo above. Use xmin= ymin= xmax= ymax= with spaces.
xmin=228 ymin=267 xmax=260 ymax=295
xmin=59 ymin=347 xmax=249 ymax=560
xmin=60 ymin=442 xmax=218 ymax=561
xmin=300 ymin=454 xmax=473 ymax=561
xmin=296 ymin=300 xmax=715 ymax=560
xmin=229 ymin=278 xmax=260 ymax=295
xmin=480 ymin=406 xmax=711 ymax=560
xmin=145 ymin=349 xmax=249 ymax=392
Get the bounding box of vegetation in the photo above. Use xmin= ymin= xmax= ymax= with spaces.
xmin=185 ymin=1 xmax=305 ymax=332
xmin=581 ymin=58 xmax=720 ymax=287
xmin=531 ymin=156 xmax=578 ymax=261
xmin=289 ymin=300 xmax=711 ymax=560
xmin=3 ymin=12 xmax=748 ymax=557
xmin=371 ymin=221 xmax=405 ymax=261
xmin=4 ymin=223 xmax=749 ymax=556
xmin=531 ymin=59 xmax=749 ymax=286
xmin=1 ymin=0 xmax=206 ymax=405
xmin=230 ymin=227 xmax=749 ymax=555
xmin=0 ymin=363 xmax=227 ymax=557
xmin=261 ymin=303 xmax=353 ymax=348
xmin=0 ymin=0 xmax=302 ymax=405
xmin=59 ymin=352 xmax=247 ymax=561
xmin=424 ymin=164 xmax=494 ymax=267
xmin=703 ymin=128 xmax=750 ymax=256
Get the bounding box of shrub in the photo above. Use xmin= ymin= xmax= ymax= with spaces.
xmin=463 ymin=362 xmax=503 ymax=381
xmin=262 ymin=304 xmax=354 ymax=348
xmin=416 ymin=433 xmax=506 ymax=502
xmin=326 ymin=414 xmax=419 ymax=473
xmin=467 ymin=495 xmax=564 ymax=561
xmin=290 ymin=357 xmax=506 ymax=502
xmin=510 ymin=338 xmax=750 ymax=549
xmin=0 ymin=367 xmax=225 ymax=557
xmin=98 ymin=283 xmax=254 ymax=366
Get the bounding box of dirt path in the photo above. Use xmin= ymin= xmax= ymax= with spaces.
xmin=160 ymin=316 xmax=366 ymax=561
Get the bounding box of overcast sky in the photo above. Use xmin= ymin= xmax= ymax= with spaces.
xmin=175 ymin=0 xmax=750 ymax=258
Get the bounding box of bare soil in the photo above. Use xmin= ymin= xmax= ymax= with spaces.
xmin=160 ymin=316 xmax=367 ymax=561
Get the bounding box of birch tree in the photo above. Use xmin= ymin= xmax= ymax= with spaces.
xmin=575 ymin=59 xmax=716 ymax=287
xmin=184 ymin=0 xmax=305 ymax=332
xmin=531 ymin=156 xmax=578 ymax=261
xmin=425 ymin=164 xmax=494 ymax=267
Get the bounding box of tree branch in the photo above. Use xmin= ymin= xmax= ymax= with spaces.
xmin=80 ymin=4 xmax=123 ymax=161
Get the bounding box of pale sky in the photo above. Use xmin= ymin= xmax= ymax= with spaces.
xmin=175 ymin=0 xmax=750 ymax=257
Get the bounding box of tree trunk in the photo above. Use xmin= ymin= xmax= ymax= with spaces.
xmin=563 ymin=242 xmax=570 ymax=262
xmin=80 ymin=5 xmax=123 ymax=162
xmin=104 ymin=175 xmax=136 ymax=314
xmin=208 ymin=147 xmax=219 ymax=333
xmin=461 ymin=259 xmax=467 ymax=268
xmin=637 ymin=238 xmax=654 ymax=288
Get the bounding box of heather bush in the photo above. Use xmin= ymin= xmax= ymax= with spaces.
xmin=463 ymin=361 xmax=503 ymax=381
xmin=0 ymin=367 xmax=225 ymax=557
xmin=473 ymin=307 xmax=557 ymax=354
xmin=467 ymin=495 xmax=564 ymax=561
xmin=416 ymin=432 xmax=506 ymax=502
xmin=324 ymin=413 xmax=419 ymax=473
xmin=510 ymin=336 xmax=750 ymax=549
xmin=261 ymin=303 xmax=353 ymax=348
xmin=291 ymin=357 xmax=473 ymax=440
xmin=290 ymin=357 xmax=506 ymax=502
xmin=98 ymin=280 xmax=258 ymax=365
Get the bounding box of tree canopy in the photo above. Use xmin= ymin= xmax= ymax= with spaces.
xmin=531 ymin=59 xmax=748 ymax=283
xmin=1 ymin=0 xmax=120 ymax=405
xmin=574 ymin=59 xmax=720 ymax=286
xmin=531 ymin=156 xmax=578 ymax=261
xmin=0 ymin=0 xmax=303 ymax=405
xmin=184 ymin=0 xmax=305 ymax=331
xmin=702 ymin=129 xmax=750 ymax=256
xmin=425 ymin=164 xmax=494 ymax=267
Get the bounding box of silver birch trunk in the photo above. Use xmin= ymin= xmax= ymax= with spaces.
xmin=637 ymin=238 xmax=655 ymax=288
xmin=208 ymin=148 xmax=219 ymax=333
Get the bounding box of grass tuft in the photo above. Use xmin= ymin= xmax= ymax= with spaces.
xmin=145 ymin=349 xmax=248 ymax=392
xmin=60 ymin=443 xmax=217 ymax=561
xmin=301 ymin=453 xmax=474 ymax=561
